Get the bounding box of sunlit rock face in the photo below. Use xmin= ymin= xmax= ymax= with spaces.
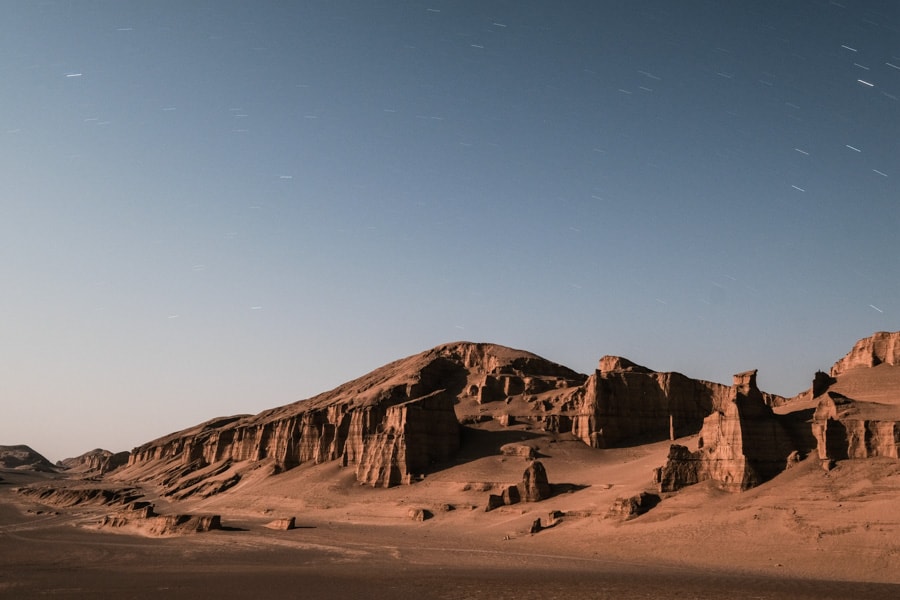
xmin=813 ymin=332 xmax=900 ymax=467
xmin=656 ymin=370 xmax=798 ymax=492
xmin=830 ymin=331 xmax=900 ymax=377
xmin=571 ymin=356 xmax=734 ymax=449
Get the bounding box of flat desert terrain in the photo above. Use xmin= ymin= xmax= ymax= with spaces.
xmin=4 ymin=433 xmax=900 ymax=599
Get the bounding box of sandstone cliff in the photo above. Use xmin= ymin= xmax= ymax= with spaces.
xmin=830 ymin=331 xmax=900 ymax=377
xmin=59 ymin=449 xmax=130 ymax=475
xmin=811 ymin=332 xmax=900 ymax=466
xmin=655 ymin=370 xmax=801 ymax=492
xmin=571 ymin=357 xmax=734 ymax=448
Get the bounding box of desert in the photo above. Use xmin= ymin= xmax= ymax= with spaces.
xmin=4 ymin=333 xmax=900 ymax=598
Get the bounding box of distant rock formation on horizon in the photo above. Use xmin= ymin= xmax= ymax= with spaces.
xmin=58 ymin=449 xmax=130 ymax=475
xmin=0 ymin=445 xmax=58 ymax=472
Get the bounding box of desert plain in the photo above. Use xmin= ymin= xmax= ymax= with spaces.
xmin=4 ymin=334 xmax=900 ymax=598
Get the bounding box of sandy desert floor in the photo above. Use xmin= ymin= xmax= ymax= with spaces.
xmin=4 ymin=434 xmax=900 ymax=599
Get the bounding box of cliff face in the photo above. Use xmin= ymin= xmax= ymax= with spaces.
xmin=656 ymin=371 xmax=800 ymax=492
xmin=830 ymin=331 xmax=900 ymax=377
xmin=119 ymin=343 xmax=583 ymax=491
xmin=571 ymin=357 xmax=734 ymax=448
xmin=59 ymin=449 xmax=130 ymax=475
xmin=812 ymin=332 xmax=900 ymax=468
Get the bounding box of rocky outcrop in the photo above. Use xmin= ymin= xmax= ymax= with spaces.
xmin=655 ymin=370 xmax=799 ymax=492
xmin=118 ymin=343 xmax=583 ymax=491
xmin=572 ymin=357 xmax=734 ymax=448
xmin=18 ymin=485 xmax=143 ymax=508
xmin=521 ymin=461 xmax=551 ymax=502
xmin=607 ymin=492 xmax=660 ymax=520
xmin=810 ymin=332 xmax=900 ymax=468
xmin=830 ymin=331 xmax=900 ymax=377
xmin=0 ymin=445 xmax=57 ymax=472
xmin=812 ymin=392 xmax=900 ymax=466
xmin=59 ymin=449 xmax=129 ymax=475
xmin=265 ymin=517 xmax=296 ymax=530
xmin=356 ymin=391 xmax=459 ymax=487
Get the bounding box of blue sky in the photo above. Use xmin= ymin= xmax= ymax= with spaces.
xmin=2 ymin=1 xmax=898 ymax=461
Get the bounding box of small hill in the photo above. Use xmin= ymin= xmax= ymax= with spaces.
xmin=58 ymin=448 xmax=130 ymax=475
xmin=0 ymin=445 xmax=57 ymax=472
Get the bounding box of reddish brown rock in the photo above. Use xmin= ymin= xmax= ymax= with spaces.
xmin=521 ymin=461 xmax=551 ymax=502
xmin=830 ymin=331 xmax=900 ymax=377
xmin=656 ymin=370 xmax=799 ymax=492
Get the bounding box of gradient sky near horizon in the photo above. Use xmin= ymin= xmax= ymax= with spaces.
xmin=2 ymin=1 xmax=898 ymax=462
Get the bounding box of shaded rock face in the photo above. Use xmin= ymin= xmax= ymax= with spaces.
xmin=521 ymin=461 xmax=551 ymax=502
xmin=607 ymin=492 xmax=660 ymax=520
xmin=0 ymin=445 xmax=57 ymax=472
xmin=830 ymin=331 xmax=900 ymax=377
xmin=572 ymin=359 xmax=734 ymax=448
xmin=656 ymin=371 xmax=799 ymax=492
xmin=59 ymin=449 xmax=129 ymax=475
xmin=356 ymin=391 xmax=460 ymax=487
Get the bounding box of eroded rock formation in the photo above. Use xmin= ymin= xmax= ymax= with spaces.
xmin=811 ymin=332 xmax=900 ymax=468
xmin=656 ymin=370 xmax=799 ymax=492
xmin=830 ymin=331 xmax=900 ymax=377
xmin=117 ymin=343 xmax=584 ymax=491
xmin=0 ymin=445 xmax=57 ymax=472
xmin=571 ymin=357 xmax=735 ymax=448
xmin=521 ymin=461 xmax=551 ymax=502
xmin=59 ymin=449 xmax=130 ymax=475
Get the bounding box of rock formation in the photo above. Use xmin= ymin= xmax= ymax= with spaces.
xmin=607 ymin=491 xmax=660 ymax=520
xmin=571 ymin=357 xmax=735 ymax=448
xmin=0 ymin=445 xmax=57 ymax=472
xmin=810 ymin=332 xmax=900 ymax=468
xmin=521 ymin=461 xmax=551 ymax=502
xmin=116 ymin=343 xmax=584 ymax=492
xmin=655 ymin=370 xmax=799 ymax=492
xmin=59 ymin=449 xmax=129 ymax=475
xmin=830 ymin=331 xmax=900 ymax=377
xmin=265 ymin=517 xmax=296 ymax=530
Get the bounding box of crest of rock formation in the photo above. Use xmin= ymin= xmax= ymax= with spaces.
xmin=0 ymin=445 xmax=58 ymax=472
xmin=655 ymin=370 xmax=800 ymax=492
xmin=830 ymin=331 xmax=900 ymax=377
xmin=812 ymin=332 xmax=900 ymax=467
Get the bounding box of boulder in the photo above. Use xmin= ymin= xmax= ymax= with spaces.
xmin=265 ymin=517 xmax=296 ymax=530
xmin=407 ymin=508 xmax=432 ymax=522
xmin=529 ymin=518 xmax=543 ymax=534
xmin=607 ymin=492 xmax=660 ymax=520
xmin=501 ymin=485 xmax=521 ymax=506
xmin=521 ymin=461 xmax=551 ymax=502
xmin=500 ymin=443 xmax=535 ymax=459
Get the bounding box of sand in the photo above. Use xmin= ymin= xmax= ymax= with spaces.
xmin=4 ymin=433 xmax=900 ymax=599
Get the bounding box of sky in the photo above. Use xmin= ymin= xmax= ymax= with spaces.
xmin=1 ymin=1 xmax=898 ymax=462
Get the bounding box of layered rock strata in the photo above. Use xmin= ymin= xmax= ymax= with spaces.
xmin=812 ymin=332 xmax=900 ymax=467
xmin=572 ymin=357 xmax=735 ymax=448
xmin=656 ymin=370 xmax=798 ymax=492
xmin=120 ymin=343 xmax=583 ymax=490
